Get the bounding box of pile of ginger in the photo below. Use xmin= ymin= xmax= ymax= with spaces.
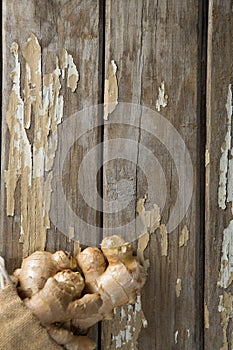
xmin=12 ymin=235 xmax=147 ymax=350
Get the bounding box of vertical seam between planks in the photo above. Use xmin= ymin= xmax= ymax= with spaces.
xmin=197 ymin=0 xmax=209 ymax=349
xmin=0 ymin=0 xmax=3 ymax=246
xmin=0 ymin=0 xmax=3 ymax=182
xmin=98 ymin=0 xmax=106 ymax=349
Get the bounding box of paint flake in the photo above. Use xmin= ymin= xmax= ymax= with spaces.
xmin=136 ymin=196 xmax=161 ymax=269
xmin=218 ymin=292 xmax=233 ymax=350
xmin=174 ymin=330 xmax=178 ymax=344
xmin=61 ymin=48 xmax=79 ymax=92
xmin=160 ymin=224 xmax=168 ymax=256
xmin=104 ymin=60 xmax=118 ymax=120
xmin=156 ymin=81 xmax=168 ymax=112
xmin=67 ymin=54 xmax=79 ymax=92
xmin=205 ymin=149 xmax=210 ymax=167
xmin=205 ymin=303 xmax=210 ymax=329
xmin=4 ymin=34 xmax=78 ymax=255
xmin=218 ymin=84 xmax=232 ymax=210
xmin=179 ymin=225 xmax=189 ymax=247
xmin=218 ymin=220 xmax=233 ymax=288
xmin=176 ymin=278 xmax=182 ymax=297
xmin=109 ymin=294 xmax=147 ymax=350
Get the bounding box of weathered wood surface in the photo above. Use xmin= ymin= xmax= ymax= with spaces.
xmin=2 ymin=0 xmax=233 ymax=349
xmin=1 ymin=0 xmax=102 ymax=346
xmin=1 ymin=0 xmax=102 ymax=270
xmin=205 ymin=1 xmax=233 ymax=349
xmin=102 ymin=0 xmax=204 ymax=349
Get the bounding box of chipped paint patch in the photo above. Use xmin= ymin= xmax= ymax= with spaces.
xmin=174 ymin=330 xmax=178 ymax=344
xmin=137 ymin=196 xmax=160 ymax=268
xmin=160 ymin=224 xmax=168 ymax=256
xmin=227 ymin=150 xmax=233 ymax=214
xmin=104 ymin=60 xmax=118 ymax=120
xmin=205 ymin=149 xmax=210 ymax=167
xmin=108 ymin=294 xmax=147 ymax=350
xmin=137 ymin=195 xmax=161 ymax=234
xmin=179 ymin=225 xmax=189 ymax=247
xmin=218 ymin=292 xmax=233 ymax=350
xmin=176 ymin=278 xmax=182 ymax=297
xmin=61 ymin=48 xmax=79 ymax=92
xmin=205 ymin=303 xmax=210 ymax=329
xmin=156 ymin=81 xmax=168 ymax=112
xmin=4 ymin=34 xmax=78 ymax=256
xmin=104 ymin=196 xmax=159 ymax=349
xmin=218 ymin=220 xmax=233 ymax=288
xmin=137 ymin=196 xmax=168 ymax=257
xmin=218 ymin=84 xmax=232 ymax=210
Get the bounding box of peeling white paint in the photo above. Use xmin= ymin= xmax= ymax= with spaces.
xmin=218 ymin=295 xmax=225 ymax=312
xmin=104 ymin=60 xmax=118 ymax=120
xmin=160 ymin=224 xmax=168 ymax=256
xmin=179 ymin=225 xmax=189 ymax=247
xmin=174 ymin=330 xmax=178 ymax=344
xmin=61 ymin=48 xmax=79 ymax=92
xmin=4 ymin=35 xmax=78 ymax=255
xmin=67 ymin=53 xmax=79 ymax=92
xmin=137 ymin=196 xmax=161 ymax=234
xmin=10 ymin=42 xmax=20 ymax=95
xmin=4 ymin=41 xmax=32 ymax=216
xmin=137 ymin=196 xmax=161 ymax=270
xmin=218 ymin=220 xmax=233 ymax=288
xmin=205 ymin=149 xmax=210 ymax=167
xmin=176 ymin=278 xmax=182 ymax=297
xmin=218 ymin=84 xmax=232 ymax=210
xmin=110 ymin=294 xmax=147 ymax=350
xmin=156 ymin=81 xmax=168 ymax=112
xmin=218 ymin=292 xmax=233 ymax=350
xmin=205 ymin=303 xmax=210 ymax=329
xmin=227 ymin=149 xmax=233 ymax=214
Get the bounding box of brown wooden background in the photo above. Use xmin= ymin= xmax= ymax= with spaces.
xmin=1 ymin=0 xmax=233 ymax=349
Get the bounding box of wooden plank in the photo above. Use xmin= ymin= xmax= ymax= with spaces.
xmin=1 ymin=0 xmax=102 ymax=345
xmin=102 ymin=0 xmax=203 ymax=349
xmin=205 ymin=0 xmax=233 ymax=349
xmin=1 ymin=0 xmax=102 ymax=267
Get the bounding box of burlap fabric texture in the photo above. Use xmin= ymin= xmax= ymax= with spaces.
xmin=0 ymin=284 xmax=62 ymax=350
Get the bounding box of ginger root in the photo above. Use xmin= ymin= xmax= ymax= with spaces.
xmin=75 ymin=235 xmax=147 ymax=331
xmin=25 ymin=271 xmax=102 ymax=325
xmin=13 ymin=235 xmax=147 ymax=349
xmin=14 ymin=251 xmax=77 ymax=298
xmin=47 ymin=326 xmax=96 ymax=350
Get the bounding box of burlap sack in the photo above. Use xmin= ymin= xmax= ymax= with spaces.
xmin=0 ymin=284 xmax=62 ymax=350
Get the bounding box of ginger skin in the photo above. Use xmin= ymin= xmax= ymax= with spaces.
xmin=14 ymin=251 xmax=77 ymax=298
xmin=13 ymin=236 xmax=147 ymax=349
xmin=47 ymin=326 xmax=96 ymax=350
xmin=25 ymin=270 xmax=102 ymax=325
xmin=75 ymin=235 xmax=147 ymax=331
xmin=24 ymin=270 xmax=102 ymax=350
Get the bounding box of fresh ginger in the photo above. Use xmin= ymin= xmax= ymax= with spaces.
xmin=47 ymin=326 xmax=96 ymax=350
xmin=74 ymin=235 xmax=147 ymax=331
xmin=14 ymin=251 xmax=77 ymax=298
xmin=25 ymin=270 xmax=102 ymax=325
xmin=11 ymin=236 xmax=147 ymax=349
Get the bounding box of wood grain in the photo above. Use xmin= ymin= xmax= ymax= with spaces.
xmin=102 ymin=0 xmax=204 ymax=349
xmin=205 ymin=1 xmax=233 ymax=349
xmin=1 ymin=0 xmax=102 ymax=346
xmin=2 ymin=1 xmax=232 ymax=349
